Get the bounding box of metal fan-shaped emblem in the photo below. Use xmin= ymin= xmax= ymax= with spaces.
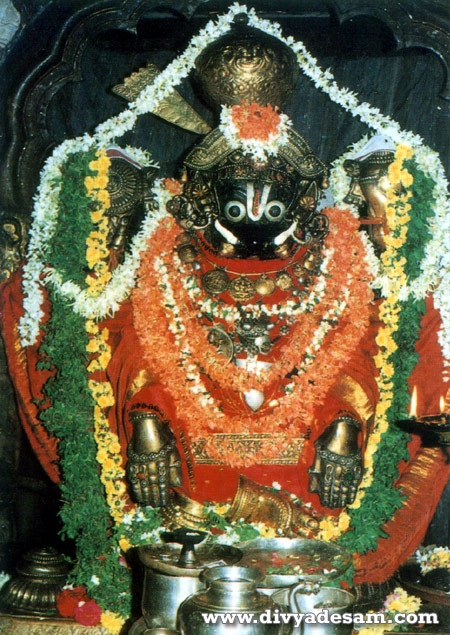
xmin=106 ymin=159 xmax=143 ymax=218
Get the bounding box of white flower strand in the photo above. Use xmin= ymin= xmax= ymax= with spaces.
xmin=331 ymin=134 xmax=450 ymax=362
xmin=155 ymin=255 xmax=221 ymax=412
xmin=245 ymin=2 xmax=450 ymax=362
xmin=20 ymin=1 xmax=449 ymax=359
xmin=180 ymin=246 xmax=333 ymax=323
xmin=245 ymin=6 xmax=424 ymax=147
xmin=19 ymin=7 xmax=241 ymax=345
xmin=44 ymin=181 xmax=169 ymax=319
xmin=155 ymin=251 xmax=352 ymax=415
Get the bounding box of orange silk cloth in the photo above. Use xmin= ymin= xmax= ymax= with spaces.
xmin=1 ymin=269 xmax=449 ymax=583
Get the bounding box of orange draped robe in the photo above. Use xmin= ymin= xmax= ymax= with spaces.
xmin=1 ymin=267 xmax=449 ymax=584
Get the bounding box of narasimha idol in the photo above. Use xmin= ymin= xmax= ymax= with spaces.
xmin=1 ymin=6 xmax=449 ymax=631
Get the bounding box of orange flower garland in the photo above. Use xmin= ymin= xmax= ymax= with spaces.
xmin=132 ymin=208 xmax=374 ymax=466
xmin=172 ymin=212 xmax=370 ymax=394
xmin=231 ymin=102 xmax=282 ymax=141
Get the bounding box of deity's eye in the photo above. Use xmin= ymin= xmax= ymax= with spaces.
xmin=264 ymin=200 xmax=286 ymax=222
xmin=224 ymin=200 xmax=246 ymax=222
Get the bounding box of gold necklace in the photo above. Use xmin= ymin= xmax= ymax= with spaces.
xmin=197 ymin=245 xmax=323 ymax=301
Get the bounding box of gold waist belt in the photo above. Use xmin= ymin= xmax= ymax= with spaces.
xmin=191 ymin=433 xmax=305 ymax=465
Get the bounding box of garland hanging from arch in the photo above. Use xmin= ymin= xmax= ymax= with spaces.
xmin=14 ymin=3 xmax=449 ymax=631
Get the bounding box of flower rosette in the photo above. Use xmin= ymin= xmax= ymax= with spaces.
xmin=219 ymin=101 xmax=291 ymax=161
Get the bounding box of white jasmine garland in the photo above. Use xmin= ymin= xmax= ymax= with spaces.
xmin=19 ymin=7 xmax=242 ymax=345
xmin=47 ymin=180 xmax=168 ymax=317
xmin=20 ymin=1 xmax=448 ymax=361
xmin=180 ymin=246 xmax=333 ymax=323
xmin=331 ymin=136 xmax=449 ymax=327
xmin=155 ymin=255 xmax=220 ymax=412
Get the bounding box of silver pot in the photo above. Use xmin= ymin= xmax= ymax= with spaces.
xmin=138 ymin=530 xmax=241 ymax=631
xmin=177 ymin=565 xmax=279 ymax=635
xmin=272 ymin=585 xmax=355 ymax=635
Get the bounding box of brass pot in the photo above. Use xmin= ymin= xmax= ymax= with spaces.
xmin=0 ymin=547 xmax=70 ymax=616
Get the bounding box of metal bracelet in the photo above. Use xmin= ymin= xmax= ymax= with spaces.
xmin=317 ymin=446 xmax=361 ymax=469
xmin=331 ymin=414 xmax=361 ymax=429
xmin=128 ymin=403 xmax=170 ymax=425
xmin=127 ymin=439 xmax=176 ymax=463
xmin=129 ymin=411 xmax=162 ymax=425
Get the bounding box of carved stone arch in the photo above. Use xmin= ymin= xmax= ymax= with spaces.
xmin=0 ymin=0 xmax=210 ymax=214
xmin=328 ymin=0 xmax=450 ymax=99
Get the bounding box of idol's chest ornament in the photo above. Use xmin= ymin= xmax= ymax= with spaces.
xmin=129 ymin=205 xmax=371 ymax=504
xmin=185 ymin=238 xmax=325 ymax=367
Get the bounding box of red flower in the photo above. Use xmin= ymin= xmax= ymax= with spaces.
xmin=56 ymin=586 xmax=88 ymax=618
xmin=74 ymin=599 xmax=102 ymax=626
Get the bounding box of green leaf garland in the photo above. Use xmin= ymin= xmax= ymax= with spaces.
xmin=37 ymin=150 xmax=132 ymax=618
xmin=337 ymin=159 xmax=437 ymax=559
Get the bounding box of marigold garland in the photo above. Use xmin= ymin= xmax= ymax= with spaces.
xmin=35 ymin=149 xmax=132 ymax=628
xmin=84 ymin=152 xmax=127 ymax=530
xmin=319 ymin=146 xmax=413 ymax=542
xmin=356 ymin=149 xmax=412 ymax=489
xmin=320 ymin=146 xmax=436 ymax=563
xmin=82 ymin=154 xmax=127 ymax=632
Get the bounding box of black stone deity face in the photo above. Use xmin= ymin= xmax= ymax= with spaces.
xmin=208 ymin=177 xmax=298 ymax=259
xmin=168 ymin=153 xmax=329 ymax=260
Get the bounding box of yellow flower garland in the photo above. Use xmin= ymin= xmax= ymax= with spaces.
xmin=85 ymin=152 xmax=126 ymax=524
xmin=319 ymin=145 xmax=413 ymax=541
xmin=84 ymin=152 xmax=127 ymax=633
xmin=84 ymin=152 xmax=128 ymax=527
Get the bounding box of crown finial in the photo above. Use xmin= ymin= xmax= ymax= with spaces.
xmin=195 ymin=24 xmax=298 ymax=112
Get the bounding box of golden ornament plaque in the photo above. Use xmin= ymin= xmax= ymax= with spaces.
xmin=177 ymin=244 xmax=197 ymax=263
xmin=229 ymin=276 xmax=255 ymax=301
xmin=201 ymin=269 xmax=230 ymax=295
xmin=254 ymin=274 xmax=276 ymax=296
xmin=292 ymin=261 xmax=306 ymax=278
xmin=275 ymin=271 xmax=294 ymax=290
